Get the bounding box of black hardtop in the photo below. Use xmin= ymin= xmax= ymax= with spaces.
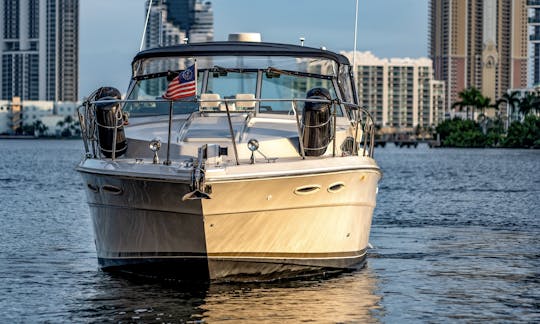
xmin=132 ymin=41 xmax=351 ymax=66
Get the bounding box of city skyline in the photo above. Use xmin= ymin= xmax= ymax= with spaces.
xmin=1 ymin=0 xmax=79 ymax=102
xmin=143 ymin=0 xmax=213 ymax=49
xmin=80 ymin=0 xmax=429 ymax=97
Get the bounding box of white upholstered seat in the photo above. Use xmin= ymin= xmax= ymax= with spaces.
xmin=235 ymin=93 xmax=256 ymax=111
xmin=200 ymin=93 xmax=221 ymax=111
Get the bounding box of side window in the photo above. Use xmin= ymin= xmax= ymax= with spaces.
xmin=260 ymin=74 xmax=340 ymax=115
xmin=260 ymin=74 xmax=306 ymax=113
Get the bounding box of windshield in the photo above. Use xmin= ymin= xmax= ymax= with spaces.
xmin=124 ymin=55 xmax=348 ymax=116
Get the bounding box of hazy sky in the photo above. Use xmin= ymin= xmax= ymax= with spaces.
xmin=80 ymin=0 xmax=429 ymax=98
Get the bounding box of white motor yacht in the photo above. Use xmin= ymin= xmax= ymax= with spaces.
xmin=76 ymin=38 xmax=382 ymax=281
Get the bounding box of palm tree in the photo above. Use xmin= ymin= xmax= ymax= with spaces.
xmin=32 ymin=120 xmax=48 ymax=137
xmin=452 ymin=87 xmax=482 ymax=120
xmin=476 ymin=96 xmax=496 ymax=134
xmin=57 ymin=115 xmax=78 ymax=137
xmin=517 ymin=93 xmax=540 ymax=120
xmin=476 ymin=96 xmax=496 ymax=118
xmin=64 ymin=115 xmax=74 ymax=124
xmin=496 ymin=91 xmax=520 ymax=125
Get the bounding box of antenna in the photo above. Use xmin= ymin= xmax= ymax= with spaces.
xmin=140 ymin=0 xmax=154 ymax=51
xmin=352 ymin=0 xmax=359 ymax=86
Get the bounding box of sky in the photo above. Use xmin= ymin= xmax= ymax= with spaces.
xmin=80 ymin=0 xmax=429 ymax=98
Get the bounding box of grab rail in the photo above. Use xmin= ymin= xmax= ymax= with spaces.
xmin=78 ymin=97 xmax=377 ymax=163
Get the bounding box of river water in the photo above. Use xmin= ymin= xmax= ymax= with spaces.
xmin=0 ymin=140 xmax=538 ymax=322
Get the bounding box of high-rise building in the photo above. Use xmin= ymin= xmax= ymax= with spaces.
xmin=528 ymin=0 xmax=540 ymax=86
xmin=144 ymin=0 xmax=213 ymax=49
xmin=343 ymin=51 xmax=446 ymax=130
xmin=0 ymin=0 xmax=79 ymax=102
xmin=429 ymin=0 xmax=528 ymax=110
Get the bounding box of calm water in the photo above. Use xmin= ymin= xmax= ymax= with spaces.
xmin=0 ymin=140 xmax=538 ymax=323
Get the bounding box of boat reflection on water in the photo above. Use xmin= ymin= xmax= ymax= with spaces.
xmin=200 ymin=270 xmax=382 ymax=322
xmin=80 ymin=269 xmax=381 ymax=322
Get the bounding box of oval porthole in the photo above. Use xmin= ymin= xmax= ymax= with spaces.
xmin=101 ymin=184 xmax=123 ymax=195
xmin=328 ymin=182 xmax=345 ymax=193
xmin=294 ymin=185 xmax=321 ymax=196
xmin=87 ymin=183 xmax=99 ymax=193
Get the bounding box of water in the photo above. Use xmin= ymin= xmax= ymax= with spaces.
xmin=0 ymin=140 xmax=538 ymax=322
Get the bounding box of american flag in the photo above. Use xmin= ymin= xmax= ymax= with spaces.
xmin=162 ymin=64 xmax=197 ymax=100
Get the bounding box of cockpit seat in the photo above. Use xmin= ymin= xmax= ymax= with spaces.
xmin=235 ymin=93 xmax=256 ymax=111
xmin=200 ymin=93 xmax=221 ymax=111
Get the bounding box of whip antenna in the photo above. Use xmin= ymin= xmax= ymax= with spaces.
xmin=352 ymin=0 xmax=359 ymax=85
xmin=140 ymin=0 xmax=154 ymax=51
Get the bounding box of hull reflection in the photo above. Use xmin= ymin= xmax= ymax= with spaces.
xmin=82 ymin=268 xmax=381 ymax=322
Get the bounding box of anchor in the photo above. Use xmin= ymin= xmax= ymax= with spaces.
xmin=182 ymin=144 xmax=212 ymax=201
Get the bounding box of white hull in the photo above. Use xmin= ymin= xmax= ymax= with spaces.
xmin=77 ymin=40 xmax=383 ymax=281
xmin=78 ymin=158 xmax=380 ymax=280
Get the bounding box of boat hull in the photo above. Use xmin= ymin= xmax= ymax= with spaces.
xmin=78 ymin=163 xmax=380 ymax=281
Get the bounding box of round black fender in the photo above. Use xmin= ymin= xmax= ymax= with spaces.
xmin=94 ymin=87 xmax=127 ymax=158
xmin=302 ymin=88 xmax=332 ymax=156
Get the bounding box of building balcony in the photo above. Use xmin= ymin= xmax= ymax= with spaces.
xmin=528 ymin=0 xmax=540 ymax=7
xmin=529 ymin=17 xmax=540 ymax=24
xmin=530 ymin=35 xmax=540 ymax=42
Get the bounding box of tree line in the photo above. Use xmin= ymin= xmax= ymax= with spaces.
xmin=436 ymin=87 xmax=540 ymax=148
xmin=22 ymin=115 xmax=81 ymax=138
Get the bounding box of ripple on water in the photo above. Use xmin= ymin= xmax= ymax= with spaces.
xmin=0 ymin=141 xmax=539 ymax=322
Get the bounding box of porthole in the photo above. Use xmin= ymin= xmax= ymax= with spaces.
xmin=87 ymin=183 xmax=99 ymax=193
xmin=328 ymin=182 xmax=345 ymax=193
xmin=101 ymin=184 xmax=123 ymax=195
xmin=294 ymin=185 xmax=321 ymax=195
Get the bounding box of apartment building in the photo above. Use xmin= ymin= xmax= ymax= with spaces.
xmin=0 ymin=0 xmax=79 ymax=102
xmin=343 ymin=51 xmax=445 ymax=130
xmin=429 ymin=0 xmax=528 ymax=110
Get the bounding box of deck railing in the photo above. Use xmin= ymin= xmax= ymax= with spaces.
xmin=78 ymin=97 xmax=376 ymax=163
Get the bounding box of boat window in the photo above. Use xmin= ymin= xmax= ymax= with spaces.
xmin=338 ymin=65 xmax=355 ymax=104
xmin=259 ymin=73 xmax=306 ymax=113
xmin=134 ymin=56 xmax=339 ymax=77
xmin=260 ymin=73 xmax=341 ymax=115
xmin=129 ymin=55 xmax=350 ymax=117
xmin=206 ymin=71 xmax=257 ymax=100
xmin=122 ymin=71 xmax=204 ymax=116
xmin=134 ymin=57 xmax=195 ymax=77
xmin=336 ymin=65 xmax=357 ymax=120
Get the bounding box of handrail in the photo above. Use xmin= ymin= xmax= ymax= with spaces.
xmin=223 ymin=101 xmax=240 ymax=165
xmin=78 ymin=97 xmax=377 ymax=164
xmin=332 ymin=102 xmax=337 ymax=157
xmin=291 ymin=100 xmax=306 ymax=159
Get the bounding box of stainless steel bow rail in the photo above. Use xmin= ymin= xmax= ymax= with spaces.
xmin=77 ymin=97 xmax=377 ymax=163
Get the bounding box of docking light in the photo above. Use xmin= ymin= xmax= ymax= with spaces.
xmin=149 ymin=138 xmax=161 ymax=164
xmin=247 ymin=138 xmax=259 ymax=152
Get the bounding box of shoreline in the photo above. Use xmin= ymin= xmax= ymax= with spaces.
xmin=0 ymin=135 xmax=81 ymax=140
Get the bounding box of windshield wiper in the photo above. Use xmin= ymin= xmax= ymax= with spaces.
xmin=211 ymin=65 xmax=258 ymax=75
xmin=133 ymin=70 xmax=180 ymax=81
xmin=266 ymin=67 xmax=333 ymax=80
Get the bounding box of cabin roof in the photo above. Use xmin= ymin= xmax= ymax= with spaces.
xmin=132 ymin=41 xmax=351 ymax=66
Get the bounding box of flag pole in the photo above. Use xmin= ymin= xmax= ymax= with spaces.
xmin=165 ymin=100 xmax=173 ymax=165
